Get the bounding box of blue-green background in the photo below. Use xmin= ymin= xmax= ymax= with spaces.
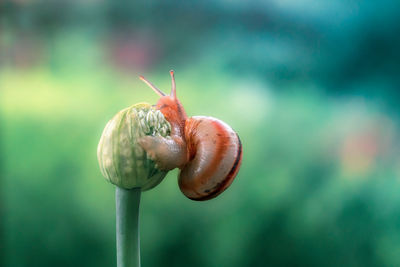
xmin=2 ymin=1 xmax=400 ymax=266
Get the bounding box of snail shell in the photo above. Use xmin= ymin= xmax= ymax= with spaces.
xmin=180 ymin=116 xmax=242 ymax=200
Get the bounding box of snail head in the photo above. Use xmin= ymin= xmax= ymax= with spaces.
xmin=139 ymin=70 xmax=187 ymax=133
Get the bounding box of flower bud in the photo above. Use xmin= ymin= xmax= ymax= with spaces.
xmin=97 ymin=103 xmax=171 ymax=190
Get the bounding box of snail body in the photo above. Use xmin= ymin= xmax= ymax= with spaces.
xmin=139 ymin=71 xmax=242 ymax=200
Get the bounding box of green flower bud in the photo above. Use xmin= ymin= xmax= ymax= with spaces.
xmin=97 ymin=103 xmax=171 ymax=190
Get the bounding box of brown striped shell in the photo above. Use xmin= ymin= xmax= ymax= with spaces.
xmin=180 ymin=116 xmax=242 ymax=200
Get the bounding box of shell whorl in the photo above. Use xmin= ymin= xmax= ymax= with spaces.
xmin=179 ymin=116 xmax=242 ymax=200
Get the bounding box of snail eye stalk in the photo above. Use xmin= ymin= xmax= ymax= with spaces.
xmin=170 ymin=70 xmax=176 ymax=98
xmin=139 ymin=75 xmax=166 ymax=97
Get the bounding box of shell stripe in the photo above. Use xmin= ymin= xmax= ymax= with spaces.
xmin=195 ymin=120 xmax=231 ymax=194
xmin=191 ymin=129 xmax=242 ymax=201
xmin=180 ymin=119 xmax=230 ymax=198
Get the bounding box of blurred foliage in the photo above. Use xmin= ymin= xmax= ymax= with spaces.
xmin=1 ymin=0 xmax=400 ymax=266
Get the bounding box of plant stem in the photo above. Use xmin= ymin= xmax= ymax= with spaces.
xmin=116 ymin=187 xmax=141 ymax=267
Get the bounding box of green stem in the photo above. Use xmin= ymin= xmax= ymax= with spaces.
xmin=116 ymin=187 xmax=141 ymax=267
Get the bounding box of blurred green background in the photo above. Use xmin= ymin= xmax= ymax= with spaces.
xmin=2 ymin=0 xmax=400 ymax=266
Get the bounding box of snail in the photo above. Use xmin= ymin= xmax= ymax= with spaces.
xmin=138 ymin=71 xmax=242 ymax=201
